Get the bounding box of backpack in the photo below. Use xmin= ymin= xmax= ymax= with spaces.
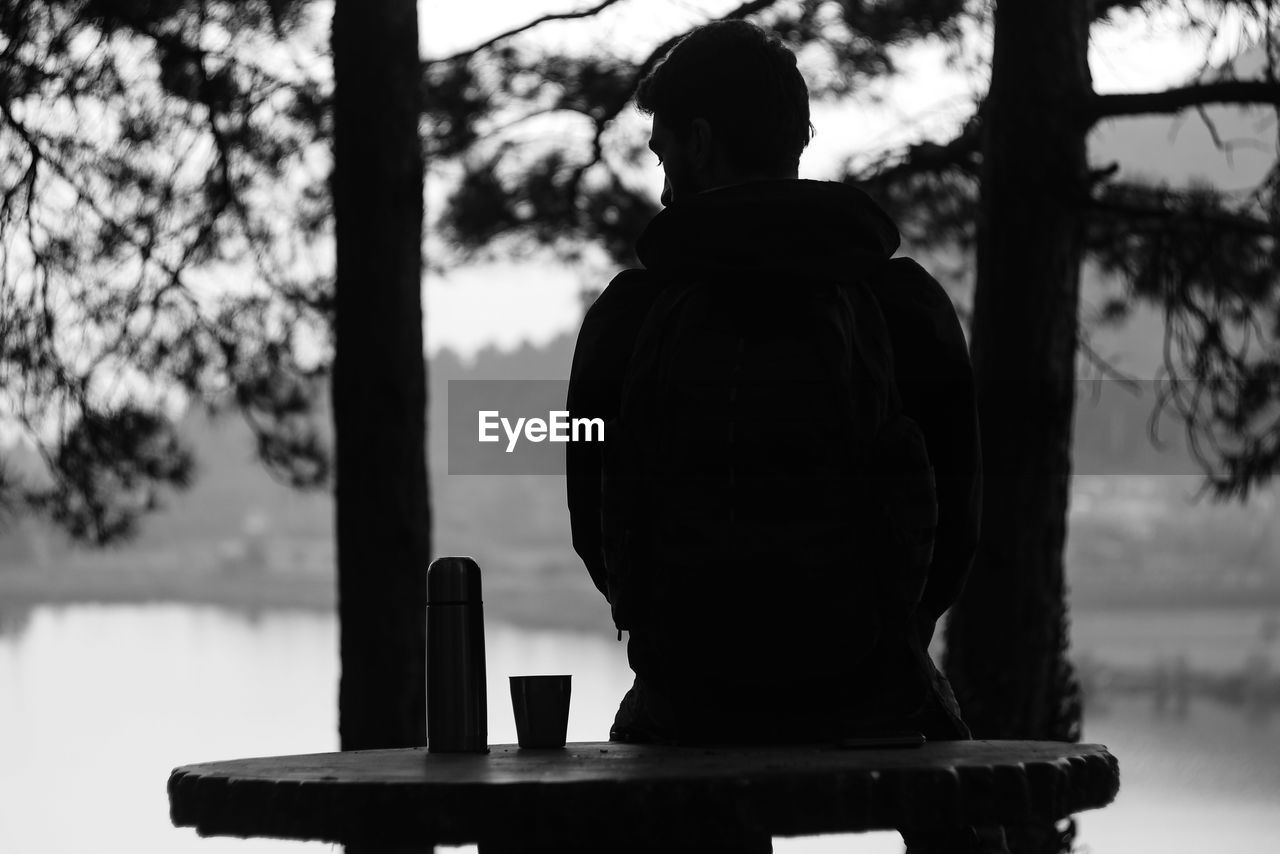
xmin=599 ymin=267 xmax=937 ymax=647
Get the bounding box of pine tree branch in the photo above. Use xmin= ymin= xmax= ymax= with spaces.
xmin=629 ymin=0 xmax=784 ymax=78
xmin=424 ymin=0 xmax=629 ymax=67
xmin=1089 ymin=0 xmax=1149 ymax=23
xmin=1090 ymin=80 xmax=1280 ymax=121
xmin=1077 ymin=330 xmax=1143 ymax=392
xmin=1086 ymin=194 xmax=1276 ymax=237
xmin=855 ymin=123 xmax=982 ymax=184
xmin=549 ymin=0 xmax=785 ymax=175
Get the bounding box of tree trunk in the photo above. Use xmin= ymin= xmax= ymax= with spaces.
xmin=945 ymin=1 xmax=1091 ymax=850
xmin=331 ymin=0 xmax=429 ymax=755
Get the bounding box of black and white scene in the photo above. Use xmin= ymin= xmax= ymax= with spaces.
xmin=2 ymin=1 xmax=1279 ymax=852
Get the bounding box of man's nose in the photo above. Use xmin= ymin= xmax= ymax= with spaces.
xmin=660 ymin=175 xmax=672 ymax=207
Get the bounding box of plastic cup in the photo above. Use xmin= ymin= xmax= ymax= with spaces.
xmin=509 ymin=675 xmax=571 ymax=748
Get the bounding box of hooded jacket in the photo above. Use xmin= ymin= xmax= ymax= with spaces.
xmin=566 ymin=179 xmax=981 ymax=742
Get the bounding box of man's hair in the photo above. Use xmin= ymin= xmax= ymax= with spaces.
xmin=635 ymin=20 xmax=813 ymax=175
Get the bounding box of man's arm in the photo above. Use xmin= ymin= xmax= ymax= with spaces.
xmin=566 ymin=269 xmax=664 ymax=597
xmin=872 ymin=259 xmax=983 ymax=634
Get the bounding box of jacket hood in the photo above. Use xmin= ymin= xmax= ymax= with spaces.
xmin=635 ymin=179 xmax=900 ymax=280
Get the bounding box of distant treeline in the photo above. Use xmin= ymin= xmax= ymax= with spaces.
xmin=2 ymin=327 xmax=1276 ymax=608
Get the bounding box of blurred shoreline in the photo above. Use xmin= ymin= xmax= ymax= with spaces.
xmin=0 ymin=558 xmax=615 ymax=635
xmin=4 ymin=554 xmax=1280 ymax=614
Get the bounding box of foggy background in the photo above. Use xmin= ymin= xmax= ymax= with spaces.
xmin=2 ymin=1 xmax=1279 ymax=852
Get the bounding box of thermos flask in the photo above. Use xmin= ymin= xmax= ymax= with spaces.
xmin=426 ymin=556 xmax=488 ymax=752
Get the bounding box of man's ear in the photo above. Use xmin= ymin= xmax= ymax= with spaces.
xmin=688 ymin=118 xmax=714 ymax=170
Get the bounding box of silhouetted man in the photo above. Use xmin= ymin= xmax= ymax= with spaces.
xmin=567 ymin=21 xmax=998 ymax=852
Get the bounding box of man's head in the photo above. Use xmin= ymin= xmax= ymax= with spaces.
xmin=635 ymin=20 xmax=813 ymax=206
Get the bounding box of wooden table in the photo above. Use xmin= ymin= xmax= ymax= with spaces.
xmin=169 ymin=740 xmax=1119 ymax=852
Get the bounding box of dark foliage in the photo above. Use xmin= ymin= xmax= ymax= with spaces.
xmin=0 ymin=0 xmax=332 ymax=541
xmin=30 ymin=405 xmax=195 ymax=544
xmin=849 ymin=112 xmax=982 ymax=251
xmin=1085 ymin=176 xmax=1280 ymax=499
xmin=422 ymin=0 xmax=973 ymax=271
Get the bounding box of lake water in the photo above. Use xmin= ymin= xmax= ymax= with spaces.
xmin=1 ymin=604 xmax=1277 ymax=853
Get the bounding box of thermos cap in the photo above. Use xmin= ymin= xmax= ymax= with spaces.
xmin=427 ymin=556 xmax=483 ymax=604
